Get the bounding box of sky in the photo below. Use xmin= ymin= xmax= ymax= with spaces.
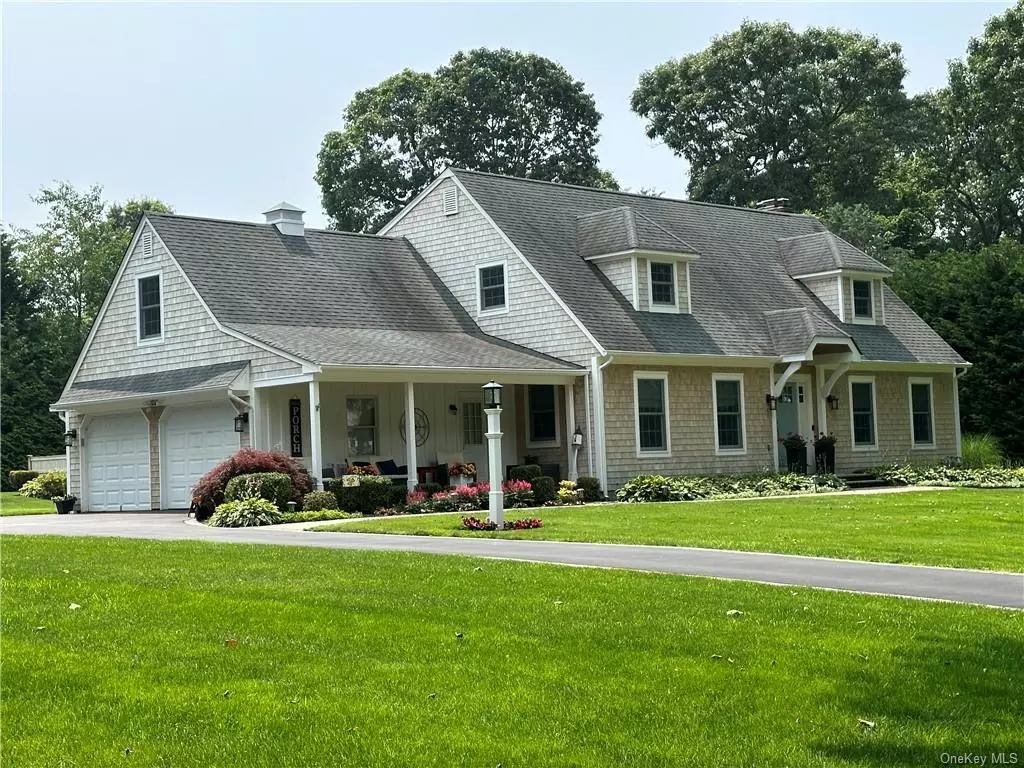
xmin=2 ymin=1 xmax=1014 ymax=231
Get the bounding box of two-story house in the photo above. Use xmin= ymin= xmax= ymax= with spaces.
xmin=52 ymin=169 xmax=967 ymax=510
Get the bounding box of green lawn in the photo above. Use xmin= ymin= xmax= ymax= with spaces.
xmin=0 ymin=492 xmax=54 ymax=516
xmin=1 ymin=536 xmax=1020 ymax=767
xmin=320 ymin=489 xmax=1024 ymax=572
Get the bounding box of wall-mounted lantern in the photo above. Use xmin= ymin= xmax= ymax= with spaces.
xmin=64 ymin=429 xmax=78 ymax=447
xmin=765 ymin=394 xmax=777 ymax=411
xmin=448 ymin=404 xmax=458 ymax=415
xmin=827 ymin=394 xmax=840 ymax=411
xmin=233 ymin=413 xmax=249 ymax=433
xmin=572 ymin=425 xmax=584 ymax=446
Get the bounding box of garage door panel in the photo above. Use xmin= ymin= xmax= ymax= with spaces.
xmin=162 ymin=404 xmax=238 ymax=510
xmin=85 ymin=414 xmax=150 ymax=512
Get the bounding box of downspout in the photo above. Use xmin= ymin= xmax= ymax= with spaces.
xmin=584 ymin=374 xmax=594 ymax=479
xmin=953 ymin=367 xmax=967 ymax=459
xmin=591 ymin=354 xmax=614 ymax=494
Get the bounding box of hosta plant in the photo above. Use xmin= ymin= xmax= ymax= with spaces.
xmin=209 ymin=498 xmax=282 ymax=527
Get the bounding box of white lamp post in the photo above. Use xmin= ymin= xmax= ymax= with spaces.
xmin=482 ymin=380 xmax=505 ymax=529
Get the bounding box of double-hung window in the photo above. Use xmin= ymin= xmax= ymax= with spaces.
xmin=909 ymin=378 xmax=934 ymax=447
xmin=478 ymin=263 xmax=506 ymax=313
xmin=527 ymin=385 xmax=558 ymax=446
xmin=346 ymin=397 xmax=378 ymax=456
xmin=649 ymin=262 xmax=676 ymax=308
xmin=852 ymin=280 xmax=874 ymax=320
xmin=849 ymin=377 xmax=877 ymax=449
xmin=712 ymin=374 xmax=745 ymax=453
xmin=138 ymin=274 xmax=162 ymax=342
xmin=634 ymin=373 xmax=669 ymax=454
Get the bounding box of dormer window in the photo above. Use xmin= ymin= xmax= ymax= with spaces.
xmin=649 ymin=262 xmax=678 ymax=311
xmin=852 ymin=280 xmax=874 ymax=320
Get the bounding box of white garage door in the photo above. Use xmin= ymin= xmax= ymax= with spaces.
xmin=163 ymin=403 xmax=238 ymax=509
xmin=85 ymin=413 xmax=150 ymax=512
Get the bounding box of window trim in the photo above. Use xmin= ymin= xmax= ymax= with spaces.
xmin=476 ymin=260 xmax=509 ymax=317
xmin=851 ymin=279 xmax=875 ymax=324
xmin=848 ymin=375 xmax=879 ymax=451
xmin=711 ymin=372 xmax=747 ymax=455
xmin=908 ymin=376 xmax=936 ymax=449
xmin=345 ymin=396 xmax=379 ymax=457
xmin=633 ymin=371 xmax=671 ymax=457
xmin=647 ymin=261 xmax=679 ymax=313
xmin=526 ymin=384 xmax=561 ymax=448
xmin=135 ymin=270 xmax=164 ymax=346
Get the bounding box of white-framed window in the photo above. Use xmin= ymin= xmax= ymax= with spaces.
xmin=527 ymin=384 xmax=560 ymax=447
xmin=852 ymin=280 xmax=874 ymax=321
xmin=462 ymin=401 xmax=483 ymax=446
xmin=136 ymin=271 xmax=163 ymax=344
xmin=848 ymin=376 xmax=878 ymax=450
xmin=477 ymin=261 xmax=507 ymax=315
xmin=908 ymin=377 xmax=935 ymax=448
xmin=648 ymin=261 xmax=678 ymax=312
xmin=712 ymin=373 xmax=746 ymax=454
xmin=346 ymin=397 xmax=378 ymax=456
xmin=634 ymin=371 xmax=670 ymax=456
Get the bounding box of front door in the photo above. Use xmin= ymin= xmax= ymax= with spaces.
xmin=775 ymin=375 xmax=813 ymax=471
xmin=459 ymin=397 xmax=489 ymax=481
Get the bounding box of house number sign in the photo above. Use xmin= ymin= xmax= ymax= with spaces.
xmin=289 ymin=398 xmax=302 ymax=457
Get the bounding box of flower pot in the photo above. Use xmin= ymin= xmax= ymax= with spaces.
xmin=814 ymin=444 xmax=836 ymax=474
xmin=785 ymin=446 xmax=808 ymax=474
xmin=53 ymin=498 xmax=76 ymax=515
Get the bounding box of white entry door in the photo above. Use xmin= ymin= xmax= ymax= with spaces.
xmin=84 ymin=413 xmax=150 ymax=512
xmin=459 ymin=396 xmax=490 ymax=481
xmin=162 ymin=403 xmax=238 ymax=509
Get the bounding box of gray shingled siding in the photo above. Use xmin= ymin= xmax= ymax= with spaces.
xmin=387 ymin=179 xmax=598 ymax=365
xmin=828 ymin=370 xmax=958 ymax=473
xmin=802 ymin=275 xmax=841 ymax=318
xmin=573 ymin=376 xmax=592 ymax=479
xmin=636 ymin=258 xmax=649 ymax=312
xmin=602 ymin=364 xmax=776 ymax=490
xmin=73 ymin=222 xmax=301 ymax=386
xmin=596 ymin=258 xmax=635 ymax=309
xmin=678 ymin=263 xmax=690 ymax=314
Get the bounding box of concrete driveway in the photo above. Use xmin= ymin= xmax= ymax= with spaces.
xmin=3 ymin=512 xmax=1021 ymax=609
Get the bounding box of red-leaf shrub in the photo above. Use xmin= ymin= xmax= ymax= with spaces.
xmin=460 ymin=516 xmax=543 ymax=531
xmin=192 ymin=448 xmax=310 ymax=518
xmin=460 ymin=516 xmax=497 ymax=531
xmin=507 ymin=517 xmax=543 ymax=530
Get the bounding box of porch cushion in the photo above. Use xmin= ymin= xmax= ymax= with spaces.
xmin=377 ymin=459 xmax=400 ymax=476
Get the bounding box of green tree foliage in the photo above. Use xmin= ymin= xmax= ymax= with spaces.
xmin=891 ymin=241 xmax=1024 ymax=458
xmin=631 ymin=21 xmax=910 ymax=211
xmin=316 ymin=48 xmax=616 ymax=232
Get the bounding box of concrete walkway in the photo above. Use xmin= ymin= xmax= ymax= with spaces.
xmin=2 ymin=512 xmax=1021 ymax=609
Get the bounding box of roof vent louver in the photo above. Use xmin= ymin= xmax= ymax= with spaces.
xmin=441 ymin=186 xmax=459 ymax=216
xmin=141 ymin=231 xmax=154 ymax=259
xmin=263 ymin=202 xmax=305 ymax=236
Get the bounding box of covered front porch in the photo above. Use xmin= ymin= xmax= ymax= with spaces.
xmin=249 ymin=369 xmax=586 ymax=490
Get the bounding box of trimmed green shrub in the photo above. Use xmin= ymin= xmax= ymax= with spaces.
xmin=19 ymin=471 xmax=67 ymax=499
xmin=301 ymin=490 xmax=339 ymax=511
xmin=224 ymin=472 xmax=293 ymax=509
xmin=279 ymin=509 xmax=353 ymax=524
xmin=960 ymin=434 xmax=1004 ymax=468
xmin=873 ymin=464 xmax=1024 ymax=488
xmin=8 ymin=470 xmax=40 ymax=491
xmin=616 ymin=473 xmax=847 ymax=503
xmin=530 ymin=476 xmax=556 ymax=505
xmin=509 ymin=464 xmax=542 ymax=482
xmin=209 ymin=498 xmax=282 ymax=527
xmin=333 ymin=475 xmax=401 ymax=515
xmin=575 ymin=476 xmax=604 ymax=502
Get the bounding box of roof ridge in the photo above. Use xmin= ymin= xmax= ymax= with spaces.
xmin=763 ymin=307 xmax=810 ymax=317
xmin=575 ymin=206 xmax=632 ymax=220
xmin=776 ymin=231 xmax=828 ymax=243
xmin=825 ymin=232 xmax=843 ymax=270
xmin=145 ymin=211 xmax=399 ymax=240
xmin=451 ymin=167 xmax=818 ymax=219
xmin=624 ymin=208 xmax=639 ymax=250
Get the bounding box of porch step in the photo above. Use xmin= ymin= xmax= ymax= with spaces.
xmin=839 ymin=472 xmax=889 ymax=490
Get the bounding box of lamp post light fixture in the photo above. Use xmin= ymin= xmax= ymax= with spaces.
xmin=826 ymin=394 xmax=840 ymax=411
xmin=63 ymin=429 xmax=78 ymax=448
xmin=233 ymin=413 xmax=249 ymax=433
xmin=765 ymin=394 xmax=778 ymax=412
xmin=482 ymin=380 xmax=505 ymax=529
xmin=572 ymin=425 xmax=584 ymax=446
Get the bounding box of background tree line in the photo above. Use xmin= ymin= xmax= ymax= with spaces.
xmin=3 ymin=3 xmax=1021 ymax=485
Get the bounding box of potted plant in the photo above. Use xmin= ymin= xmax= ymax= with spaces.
xmin=51 ymin=494 xmax=77 ymax=514
xmin=813 ymin=430 xmax=837 ymax=474
xmin=448 ymin=462 xmax=477 ymax=487
xmin=780 ymin=433 xmax=808 ymax=474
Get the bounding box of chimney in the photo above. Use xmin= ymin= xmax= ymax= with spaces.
xmin=755 ymin=198 xmax=791 ymax=213
xmin=263 ymin=201 xmax=305 ymax=236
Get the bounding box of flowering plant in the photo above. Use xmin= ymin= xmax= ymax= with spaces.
xmin=779 ymin=433 xmax=807 ymax=450
xmin=460 ymin=516 xmax=543 ymax=531
xmin=501 ymin=479 xmax=535 ymax=508
xmin=812 ymin=431 xmax=837 ymax=447
xmin=345 ymin=464 xmax=380 ymax=476
xmin=448 ymin=462 xmax=477 ymax=477
xmin=507 ymin=517 xmax=543 ymax=529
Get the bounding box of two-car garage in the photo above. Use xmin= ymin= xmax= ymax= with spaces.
xmin=82 ymin=402 xmax=239 ymax=511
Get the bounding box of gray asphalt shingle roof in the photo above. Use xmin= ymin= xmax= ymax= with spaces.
xmin=451 ymin=169 xmax=963 ymax=365
xmin=764 ymin=308 xmax=853 ymax=358
xmin=778 ymin=232 xmax=892 ymax=276
xmin=576 ymin=206 xmax=698 ymax=258
xmin=146 ymin=213 xmax=577 ymax=372
xmin=58 ymin=361 xmax=247 ymax=406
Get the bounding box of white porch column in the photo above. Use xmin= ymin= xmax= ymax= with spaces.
xmin=485 ymin=406 xmax=504 ymax=528
xmin=564 ymin=382 xmax=577 ymax=480
xmin=953 ymin=370 xmax=962 ymax=459
xmin=769 ymin=367 xmax=780 ymax=472
xmin=308 ymin=380 xmax=322 ymax=489
xmin=250 ymin=387 xmax=262 ymax=450
xmin=584 ymin=373 xmax=594 ymax=478
xmin=815 ymin=365 xmax=828 ymax=437
xmin=404 ymin=381 xmax=418 ymax=492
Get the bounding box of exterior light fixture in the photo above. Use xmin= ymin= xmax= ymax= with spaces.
xmin=482 ymin=380 xmax=503 ymax=409
xmin=765 ymin=394 xmax=777 ymax=411
xmin=827 ymin=394 xmax=840 ymax=411
xmin=233 ymin=413 xmax=249 ymax=433
xmin=448 ymin=404 xmax=458 ymax=415
xmin=64 ymin=429 xmax=78 ymax=447
xmin=572 ymin=425 xmax=584 ymax=446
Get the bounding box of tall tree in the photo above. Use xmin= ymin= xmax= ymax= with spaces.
xmin=630 ymin=21 xmax=910 ymax=211
xmin=316 ymin=48 xmax=616 ymax=232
